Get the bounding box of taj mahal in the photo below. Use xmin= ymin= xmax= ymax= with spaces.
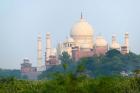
xmin=21 ymin=14 xmax=129 ymax=73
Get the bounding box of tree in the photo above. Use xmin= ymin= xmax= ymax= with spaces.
xmin=106 ymin=49 xmax=121 ymax=58
xmin=59 ymin=52 xmax=72 ymax=71
xmin=0 ymin=69 xmax=21 ymax=78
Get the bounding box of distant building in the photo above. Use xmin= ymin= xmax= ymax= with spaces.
xmin=21 ymin=58 xmax=40 ymax=80
xmin=20 ymin=13 xmax=131 ymax=80
xmin=33 ymin=13 xmax=130 ymax=72
xmin=21 ymin=58 xmax=36 ymax=73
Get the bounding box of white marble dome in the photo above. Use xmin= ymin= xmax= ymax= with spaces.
xmin=70 ymin=17 xmax=94 ymax=49
xmin=70 ymin=19 xmax=94 ymax=37
xmin=95 ymin=36 xmax=108 ymax=47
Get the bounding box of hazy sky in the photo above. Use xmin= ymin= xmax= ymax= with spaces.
xmin=0 ymin=0 xmax=140 ymax=69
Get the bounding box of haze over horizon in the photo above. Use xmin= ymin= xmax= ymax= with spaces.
xmin=0 ymin=0 xmax=140 ymax=69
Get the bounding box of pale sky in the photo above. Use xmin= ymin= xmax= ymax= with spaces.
xmin=0 ymin=0 xmax=140 ymax=69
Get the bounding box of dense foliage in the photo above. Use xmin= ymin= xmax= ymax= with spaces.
xmin=0 ymin=69 xmax=21 ymax=78
xmin=1 ymin=75 xmax=140 ymax=93
xmin=0 ymin=50 xmax=140 ymax=93
xmin=39 ymin=50 xmax=140 ymax=79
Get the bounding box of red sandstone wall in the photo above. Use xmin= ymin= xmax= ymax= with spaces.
xmin=72 ymin=50 xmax=94 ymax=61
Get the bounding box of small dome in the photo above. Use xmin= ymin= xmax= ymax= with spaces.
xmin=70 ymin=19 xmax=94 ymax=37
xmin=111 ymin=42 xmax=120 ymax=49
xmin=95 ymin=36 xmax=108 ymax=47
xmin=46 ymin=32 xmax=50 ymax=35
xmin=67 ymin=37 xmax=74 ymax=42
xmin=64 ymin=37 xmax=74 ymax=43
xmin=24 ymin=57 xmax=29 ymax=60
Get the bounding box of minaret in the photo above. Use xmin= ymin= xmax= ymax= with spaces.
xmin=37 ymin=33 xmax=42 ymax=67
xmin=124 ymin=32 xmax=129 ymax=53
xmin=46 ymin=32 xmax=51 ymax=65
